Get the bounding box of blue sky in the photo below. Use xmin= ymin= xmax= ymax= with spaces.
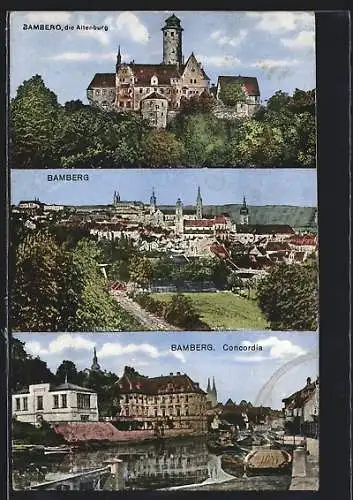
xmin=11 ymin=169 xmax=317 ymax=207
xmin=13 ymin=331 xmax=318 ymax=410
xmin=9 ymin=11 xmax=316 ymax=104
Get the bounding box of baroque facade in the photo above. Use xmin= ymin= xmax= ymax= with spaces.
xmin=115 ymin=366 xmax=207 ymax=434
xmin=87 ymin=14 xmax=260 ymax=126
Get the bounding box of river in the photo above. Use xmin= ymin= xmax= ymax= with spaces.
xmin=12 ymin=437 xmax=291 ymax=491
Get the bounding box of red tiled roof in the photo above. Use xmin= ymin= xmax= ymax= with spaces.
xmin=130 ymin=64 xmax=183 ymax=85
xmin=184 ymin=219 xmax=214 ymax=228
xmin=210 ymin=243 xmax=230 ymax=259
xmin=288 ymin=235 xmax=317 ymax=246
xmin=214 ymin=215 xmax=228 ymax=223
xmin=117 ymin=369 xmax=205 ymax=395
xmin=266 ymin=241 xmax=291 ymax=252
xmin=217 ymin=76 xmax=260 ymax=96
xmin=88 ymin=73 xmax=115 ymax=89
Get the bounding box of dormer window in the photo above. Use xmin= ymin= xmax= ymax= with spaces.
xmin=151 ymin=75 xmax=158 ymax=86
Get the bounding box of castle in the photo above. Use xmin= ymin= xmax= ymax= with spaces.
xmin=87 ymin=14 xmax=260 ymax=127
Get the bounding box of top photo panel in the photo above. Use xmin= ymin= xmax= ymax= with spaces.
xmin=9 ymin=11 xmax=316 ymax=169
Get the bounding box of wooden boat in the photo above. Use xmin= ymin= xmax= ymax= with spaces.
xmin=44 ymin=445 xmax=72 ymax=455
xmin=12 ymin=444 xmax=45 ymax=456
xmin=244 ymin=448 xmax=292 ymax=475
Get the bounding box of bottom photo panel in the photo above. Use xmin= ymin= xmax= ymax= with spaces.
xmin=11 ymin=331 xmax=319 ymax=492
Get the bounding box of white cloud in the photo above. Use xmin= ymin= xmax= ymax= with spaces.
xmin=48 ymin=334 xmax=96 ymax=354
xmin=196 ymin=54 xmax=241 ymax=68
xmin=242 ymin=336 xmax=307 ymax=360
xmin=281 ymin=30 xmax=315 ymax=49
xmin=25 ymin=11 xmax=72 ymax=24
xmin=115 ymin=12 xmax=149 ymax=44
xmin=98 ymin=342 xmax=186 ymax=363
xmin=25 ymin=341 xmax=49 ymax=357
xmin=250 ymin=58 xmax=300 ymax=69
xmin=246 ymin=12 xmax=314 ymax=33
xmin=46 ymin=51 xmax=128 ymax=62
xmin=210 ymin=29 xmax=248 ymax=47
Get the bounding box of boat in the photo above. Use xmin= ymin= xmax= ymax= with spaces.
xmin=12 ymin=444 xmax=45 ymax=456
xmin=244 ymin=448 xmax=292 ymax=475
xmin=44 ymin=445 xmax=72 ymax=455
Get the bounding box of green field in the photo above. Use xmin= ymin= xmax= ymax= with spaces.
xmin=151 ymin=292 xmax=268 ymax=330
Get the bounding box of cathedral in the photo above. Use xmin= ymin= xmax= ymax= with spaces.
xmin=87 ymin=14 xmax=260 ymax=127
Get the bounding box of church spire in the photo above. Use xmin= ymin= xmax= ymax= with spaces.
xmin=196 ymin=186 xmax=203 ymax=219
xmin=212 ymin=376 xmax=216 ymax=392
xmin=207 ymin=377 xmax=211 ymax=392
xmin=91 ymin=347 xmax=101 ymax=372
xmin=116 ymin=45 xmax=122 ymax=72
xmin=240 ymin=195 xmax=249 ymax=224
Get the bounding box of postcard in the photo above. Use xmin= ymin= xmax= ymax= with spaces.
xmin=10 ymin=331 xmax=319 ymax=492
xmin=9 ymin=11 xmax=316 ymax=168
xmin=10 ymin=168 xmax=318 ymax=332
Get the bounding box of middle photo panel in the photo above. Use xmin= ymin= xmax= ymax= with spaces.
xmin=10 ymin=168 xmax=318 ymax=333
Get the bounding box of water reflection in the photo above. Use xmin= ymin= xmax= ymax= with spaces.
xmin=12 ymin=437 xmax=291 ymax=491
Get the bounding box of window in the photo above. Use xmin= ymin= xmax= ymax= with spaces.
xmin=126 ymin=101 xmax=131 ymax=108
xmin=53 ymin=395 xmax=59 ymax=409
xmin=119 ymin=101 xmax=124 ymax=107
xmin=194 ymin=79 xmax=197 ymax=84
xmin=61 ymin=394 xmax=67 ymax=408
xmin=15 ymin=398 xmax=20 ymax=411
xmin=37 ymin=396 xmax=43 ymax=411
xmin=95 ymin=90 xmax=100 ymax=95
xmin=190 ymin=79 xmax=193 ymax=84
xmin=139 ymin=88 xmax=143 ymax=93
xmin=80 ymin=415 xmax=89 ymax=422
xmin=77 ymin=393 xmax=91 ymax=409
xmin=23 ymin=397 xmax=28 ymax=411
xmin=171 ymin=31 xmax=174 ymax=37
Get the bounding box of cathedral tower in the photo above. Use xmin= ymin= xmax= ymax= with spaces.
xmin=150 ymin=187 xmax=157 ymax=214
xmin=91 ymin=347 xmax=101 ymax=372
xmin=196 ymin=186 xmax=203 ymax=219
xmin=175 ymin=197 xmax=184 ymax=234
xmin=206 ymin=377 xmax=218 ymax=407
xmin=116 ymin=45 xmax=121 ymax=72
xmin=162 ymin=14 xmax=183 ymax=65
xmin=240 ymin=195 xmax=249 ymax=225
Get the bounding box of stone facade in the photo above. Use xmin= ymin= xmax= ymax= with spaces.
xmin=115 ymin=367 xmax=208 ymax=434
xmin=87 ymin=14 xmax=260 ymax=127
xmin=12 ymin=382 xmax=98 ymax=425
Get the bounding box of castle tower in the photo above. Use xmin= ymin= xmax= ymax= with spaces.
xmin=150 ymin=187 xmax=157 ymax=214
xmin=91 ymin=347 xmax=101 ymax=372
xmin=116 ymin=45 xmax=122 ymax=72
xmin=196 ymin=186 xmax=203 ymax=219
xmin=175 ymin=197 xmax=184 ymax=234
xmin=162 ymin=14 xmax=183 ymax=65
xmin=240 ymin=195 xmax=249 ymax=225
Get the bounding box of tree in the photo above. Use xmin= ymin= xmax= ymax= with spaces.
xmin=10 ymin=338 xmax=56 ymax=391
xmin=56 ymin=360 xmax=78 ymax=383
xmin=129 ymin=255 xmax=153 ymax=288
xmin=257 ymin=260 xmax=318 ymax=330
xmin=141 ymin=130 xmax=184 ymax=167
xmin=11 ymin=231 xmax=67 ymax=331
xmin=219 ymin=83 xmax=247 ymax=106
xmin=164 ymin=294 xmax=206 ymax=329
xmin=179 ymin=92 xmax=216 ymax=115
xmin=10 ymin=75 xmax=59 ymax=168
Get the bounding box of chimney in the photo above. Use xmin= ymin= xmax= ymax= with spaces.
xmin=176 ymin=371 xmax=181 ymax=375
xmin=169 ymin=372 xmax=173 ymax=376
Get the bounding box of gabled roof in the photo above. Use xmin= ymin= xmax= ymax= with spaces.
xmin=217 ymin=76 xmax=260 ymax=96
xmin=143 ymin=91 xmax=168 ymax=100
xmin=88 ymin=73 xmax=115 ymax=89
xmin=183 ymin=53 xmax=210 ymax=81
xmin=131 ymin=64 xmax=183 ymax=85
xmin=117 ymin=369 xmax=205 ymax=395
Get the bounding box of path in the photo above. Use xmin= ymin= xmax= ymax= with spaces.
xmin=111 ymin=291 xmax=180 ymax=331
xmin=290 ymin=438 xmax=319 ymax=491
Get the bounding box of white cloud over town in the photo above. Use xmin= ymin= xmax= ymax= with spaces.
xmin=238 ymin=336 xmax=307 ymax=363
xmin=196 ymin=54 xmax=241 ymax=68
xmin=210 ymin=29 xmax=248 ymax=48
xmin=45 ymin=51 xmax=129 ymax=62
xmin=24 ymin=11 xmax=73 ymax=24
xmin=281 ymin=30 xmax=315 ymax=50
xmin=246 ymin=11 xmax=314 ymax=33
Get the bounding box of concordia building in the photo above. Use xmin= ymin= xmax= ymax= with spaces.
xmin=282 ymin=377 xmax=319 ymax=438
xmin=87 ymin=13 xmax=260 ymax=126
xmin=115 ymin=366 xmax=207 ymax=434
